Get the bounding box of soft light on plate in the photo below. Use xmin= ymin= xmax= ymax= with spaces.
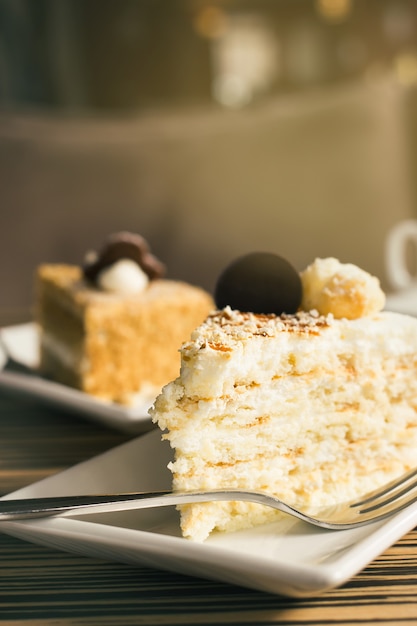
xmin=1 ymin=429 xmax=417 ymax=597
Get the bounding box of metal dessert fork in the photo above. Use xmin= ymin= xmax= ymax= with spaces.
xmin=1 ymin=466 xmax=417 ymax=529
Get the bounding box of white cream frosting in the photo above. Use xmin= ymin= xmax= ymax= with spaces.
xmin=97 ymin=259 xmax=149 ymax=295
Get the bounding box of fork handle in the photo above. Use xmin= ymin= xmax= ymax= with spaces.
xmin=0 ymin=490 xmax=271 ymax=521
xmin=0 ymin=491 xmax=187 ymax=521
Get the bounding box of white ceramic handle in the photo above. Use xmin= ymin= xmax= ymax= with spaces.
xmin=386 ymin=220 xmax=417 ymax=290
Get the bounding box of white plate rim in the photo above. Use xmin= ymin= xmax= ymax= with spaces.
xmin=1 ymin=429 xmax=417 ymax=598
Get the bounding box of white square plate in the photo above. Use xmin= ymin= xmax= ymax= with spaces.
xmin=0 ymin=324 xmax=155 ymax=433
xmin=2 ymin=429 xmax=417 ymax=597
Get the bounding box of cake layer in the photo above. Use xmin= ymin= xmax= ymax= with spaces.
xmin=151 ymin=307 xmax=417 ymax=541
xmin=176 ymin=308 xmax=417 ymax=396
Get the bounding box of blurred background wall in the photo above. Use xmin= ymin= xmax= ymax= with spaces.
xmin=1 ymin=0 xmax=417 ymax=319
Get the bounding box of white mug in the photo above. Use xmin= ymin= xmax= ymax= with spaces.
xmin=385 ymin=219 xmax=417 ymax=315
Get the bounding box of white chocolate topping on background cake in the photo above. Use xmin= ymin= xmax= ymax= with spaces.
xmin=300 ymin=257 xmax=385 ymax=319
xmin=97 ymin=259 xmax=149 ymax=295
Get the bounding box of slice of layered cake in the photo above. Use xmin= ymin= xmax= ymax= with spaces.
xmin=36 ymin=232 xmax=214 ymax=405
xmin=151 ymin=254 xmax=417 ymax=541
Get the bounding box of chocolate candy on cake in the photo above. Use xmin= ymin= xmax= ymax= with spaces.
xmin=83 ymin=231 xmax=166 ymax=284
xmin=215 ymin=252 xmax=302 ymax=315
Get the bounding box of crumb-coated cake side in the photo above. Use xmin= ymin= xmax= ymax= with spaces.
xmin=36 ymin=233 xmax=214 ymax=405
xmin=150 ymin=255 xmax=417 ymax=542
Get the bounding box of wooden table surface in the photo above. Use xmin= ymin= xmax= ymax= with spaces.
xmin=0 ymin=321 xmax=416 ymax=624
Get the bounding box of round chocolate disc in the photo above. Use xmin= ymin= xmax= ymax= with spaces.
xmin=215 ymin=252 xmax=302 ymax=315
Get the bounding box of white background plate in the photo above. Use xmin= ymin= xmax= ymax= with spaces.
xmin=1 ymin=429 xmax=417 ymax=598
xmin=0 ymin=324 xmax=155 ymax=433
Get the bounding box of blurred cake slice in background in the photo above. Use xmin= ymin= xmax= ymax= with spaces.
xmin=36 ymin=232 xmax=214 ymax=405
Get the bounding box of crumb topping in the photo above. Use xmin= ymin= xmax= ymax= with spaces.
xmin=184 ymin=257 xmax=386 ymax=353
xmin=188 ymin=306 xmax=333 ymax=348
